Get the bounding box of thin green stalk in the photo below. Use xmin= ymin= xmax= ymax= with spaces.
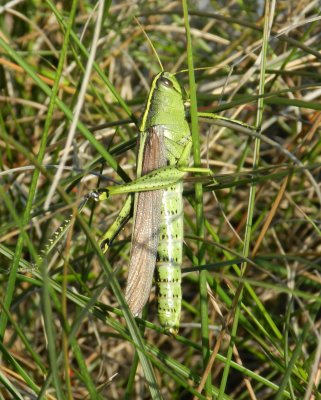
xmin=62 ymin=234 xmax=74 ymax=399
xmin=275 ymin=320 xmax=310 ymax=399
xmin=125 ymin=352 xmax=140 ymax=399
xmin=182 ymin=0 xmax=211 ymax=395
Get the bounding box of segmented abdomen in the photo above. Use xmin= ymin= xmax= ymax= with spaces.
xmin=156 ymin=181 xmax=183 ymax=334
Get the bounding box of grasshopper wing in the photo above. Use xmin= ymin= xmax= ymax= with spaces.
xmin=125 ymin=126 xmax=166 ymax=316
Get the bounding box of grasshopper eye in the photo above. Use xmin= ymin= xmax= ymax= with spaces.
xmin=159 ymin=77 xmax=173 ymax=88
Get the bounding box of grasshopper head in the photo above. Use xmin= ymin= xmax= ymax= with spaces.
xmin=141 ymin=71 xmax=186 ymax=131
xmin=140 ymin=71 xmax=190 ymax=157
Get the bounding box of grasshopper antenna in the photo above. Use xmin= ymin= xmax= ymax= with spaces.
xmin=134 ymin=16 xmax=164 ymax=71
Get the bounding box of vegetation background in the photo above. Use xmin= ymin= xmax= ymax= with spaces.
xmin=0 ymin=0 xmax=321 ymax=399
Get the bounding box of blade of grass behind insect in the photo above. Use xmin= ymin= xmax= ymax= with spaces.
xmin=182 ymin=0 xmax=211 ymax=395
xmin=218 ymin=1 xmax=273 ymax=398
xmin=0 ymin=6 xmax=77 ymax=399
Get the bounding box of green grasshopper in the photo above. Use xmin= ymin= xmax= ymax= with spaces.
xmin=91 ymin=71 xmax=192 ymax=334
xmin=40 ymin=71 xmax=193 ymax=334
